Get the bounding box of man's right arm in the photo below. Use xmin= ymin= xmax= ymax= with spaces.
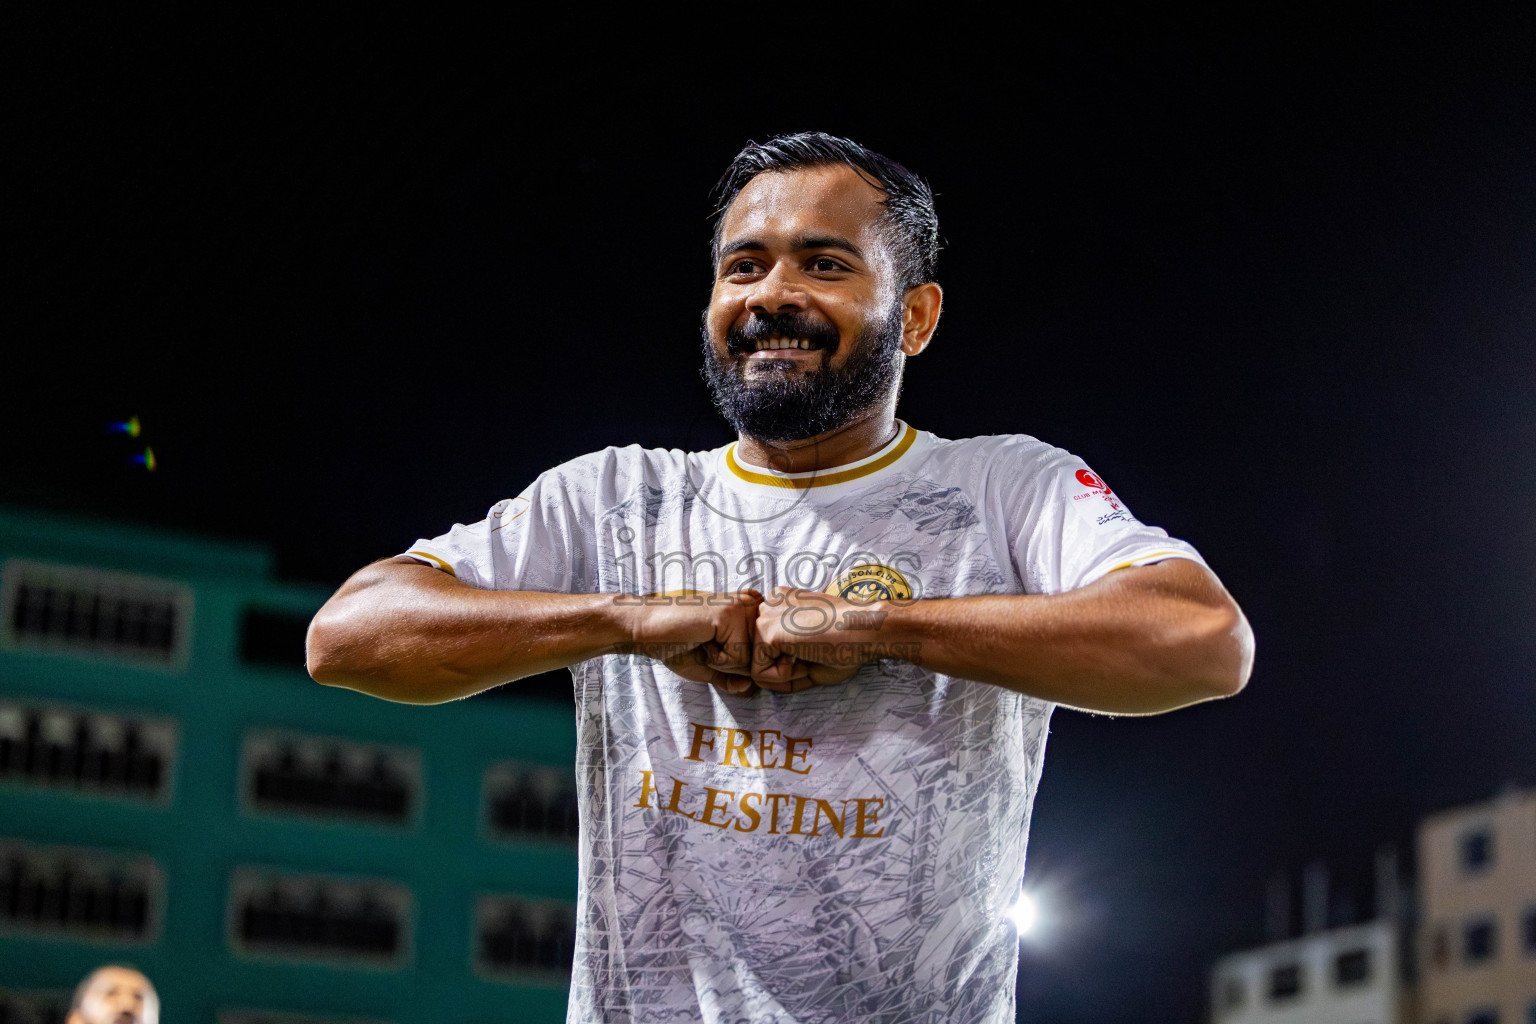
xmin=305 ymin=556 xmax=768 ymax=704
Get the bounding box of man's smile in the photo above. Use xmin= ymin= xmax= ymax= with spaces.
xmin=743 ymin=335 xmax=828 ymax=363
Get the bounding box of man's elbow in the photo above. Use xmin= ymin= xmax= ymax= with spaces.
xmin=305 ymin=609 xmax=357 ymax=688
xmin=1190 ymin=602 xmax=1254 ymax=700
xmin=304 ymin=606 xmax=467 ymax=705
xmin=305 ymin=601 xmax=393 ymax=691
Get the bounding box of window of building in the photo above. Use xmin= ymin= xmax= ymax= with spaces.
xmin=0 ymin=698 xmax=178 ymax=802
xmin=1 ymin=559 xmax=191 ymax=667
xmin=238 ymin=607 xmax=312 ymax=670
xmin=227 ymin=867 xmax=411 ymax=968
xmin=0 ymin=838 xmax=162 ymax=943
xmin=216 ymin=1014 xmax=391 ymax=1024
xmin=1463 ymin=917 xmax=1498 ymax=964
xmin=1334 ymin=947 xmax=1372 ymax=986
xmin=483 ymin=760 xmax=579 ymax=844
xmin=1522 ymin=906 xmax=1536 ymax=957
xmin=1267 ymin=962 xmax=1302 ymax=1001
xmin=1464 ymin=1008 xmax=1498 ymax=1024
xmin=240 ymin=730 xmax=420 ymax=826
xmin=1460 ymin=826 xmax=1494 ymax=873
xmin=1526 ymin=1003 xmax=1536 ymax=1024
xmin=474 ymin=894 xmax=577 ymax=980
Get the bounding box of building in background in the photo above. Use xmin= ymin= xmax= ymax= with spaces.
xmin=1211 ymin=854 xmax=1410 ymax=1024
xmin=1211 ymin=788 xmax=1536 ymax=1024
xmin=1416 ymin=787 xmax=1536 ymax=1024
xmin=0 ymin=507 xmax=580 ymax=1024
xmin=1212 ymin=919 xmax=1405 ymax=1024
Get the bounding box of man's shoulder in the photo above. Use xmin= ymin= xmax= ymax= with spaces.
xmin=918 ymin=430 xmax=1076 ymax=476
xmin=535 ymin=443 xmax=708 ymax=487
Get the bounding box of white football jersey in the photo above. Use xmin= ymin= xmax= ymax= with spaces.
xmin=405 ymin=422 xmax=1204 ymax=1024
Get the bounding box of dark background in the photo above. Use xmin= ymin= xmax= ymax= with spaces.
xmin=8 ymin=10 xmax=1535 ymax=1022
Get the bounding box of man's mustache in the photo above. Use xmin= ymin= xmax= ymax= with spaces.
xmin=724 ymin=314 xmax=840 ymax=357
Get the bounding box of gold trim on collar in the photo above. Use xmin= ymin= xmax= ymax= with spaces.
xmin=725 ymin=422 xmax=917 ymax=490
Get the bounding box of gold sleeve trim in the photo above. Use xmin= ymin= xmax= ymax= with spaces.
xmin=407 ymin=550 xmax=456 ymax=577
xmin=1106 ymin=551 xmax=1186 ymax=574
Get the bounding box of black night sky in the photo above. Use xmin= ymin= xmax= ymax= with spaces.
xmin=10 ymin=11 xmax=1536 ymax=1022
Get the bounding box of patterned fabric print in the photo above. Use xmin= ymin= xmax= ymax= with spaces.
xmin=404 ymin=429 xmax=1205 ymax=1024
xmin=574 ymin=464 xmax=1042 ymax=1024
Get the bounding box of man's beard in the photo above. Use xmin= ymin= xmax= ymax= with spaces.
xmin=700 ymin=304 xmax=905 ymax=443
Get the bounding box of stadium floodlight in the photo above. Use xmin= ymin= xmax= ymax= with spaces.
xmin=1007 ymin=890 xmax=1038 ymax=936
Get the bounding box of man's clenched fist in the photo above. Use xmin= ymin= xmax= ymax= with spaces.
xmin=622 ymin=587 xmax=897 ymax=696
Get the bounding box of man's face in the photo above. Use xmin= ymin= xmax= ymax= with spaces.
xmin=68 ymin=967 xmax=159 ymax=1024
xmin=703 ymin=164 xmax=906 ymax=442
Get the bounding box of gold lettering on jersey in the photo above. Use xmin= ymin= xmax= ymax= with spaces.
xmin=683 ymin=722 xmax=811 ymax=774
xmin=783 ymin=736 xmax=812 ymax=774
xmin=700 ymin=786 xmax=737 ymax=828
xmin=636 ymin=769 xmax=887 ymax=839
xmin=640 ymin=721 xmax=887 ymax=840
xmin=735 ymin=791 xmax=762 ymax=832
xmin=662 ymin=775 xmax=694 ymax=820
xmin=722 ymin=729 xmax=753 ymax=766
xmin=787 ymin=795 xmax=813 ymax=835
xmin=854 ymin=797 xmax=885 ymax=837
xmin=765 ymin=793 xmax=791 ymax=834
xmin=686 ymin=724 xmax=719 ymax=762
xmin=757 ymin=729 xmax=781 ymax=768
xmin=634 ymin=770 xmax=659 ymax=809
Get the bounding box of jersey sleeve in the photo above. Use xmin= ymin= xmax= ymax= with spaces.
xmin=401 ymin=464 xmax=598 ymax=593
xmin=995 ymin=441 xmax=1207 ymax=595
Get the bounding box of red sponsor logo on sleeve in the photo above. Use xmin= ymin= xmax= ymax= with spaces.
xmin=1067 ymin=466 xmax=1134 ymax=526
xmin=1075 ymin=469 xmax=1109 ymax=493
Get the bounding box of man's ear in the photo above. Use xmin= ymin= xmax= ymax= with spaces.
xmin=900 ymin=282 xmax=943 ymax=356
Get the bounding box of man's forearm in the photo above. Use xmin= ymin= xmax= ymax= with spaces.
xmin=306 ymin=559 xmax=632 ymax=704
xmin=875 ymin=560 xmax=1253 ymax=714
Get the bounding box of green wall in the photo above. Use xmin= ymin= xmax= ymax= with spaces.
xmin=0 ymin=508 xmax=578 ymax=1023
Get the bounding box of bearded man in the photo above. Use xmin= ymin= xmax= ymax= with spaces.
xmin=307 ymin=132 xmax=1254 ymax=1023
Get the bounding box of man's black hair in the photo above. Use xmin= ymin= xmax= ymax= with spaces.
xmin=710 ymin=132 xmax=939 ymax=291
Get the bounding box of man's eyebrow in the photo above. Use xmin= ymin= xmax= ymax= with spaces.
xmin=791 ymin=234 xmax=865 ymax=260
xmin=716 ymin=234 xmax=866 ymax=261
xmin=718 ymin=237 xmax=766 ymax=260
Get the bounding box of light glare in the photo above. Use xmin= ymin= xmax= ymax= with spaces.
xmin=1007 ymin=891 xmax=1037 ymax=935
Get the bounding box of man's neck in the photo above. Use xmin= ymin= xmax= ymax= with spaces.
xmin=734 ymin=405 xmax=900 ymax=475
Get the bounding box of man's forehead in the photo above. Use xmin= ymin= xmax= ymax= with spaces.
xmin=720 ymin=164 xmax=886 ymax=248
xmin=88 ymin=967 xmax=151 ymax=991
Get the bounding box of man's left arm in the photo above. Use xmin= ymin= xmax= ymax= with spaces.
xmin=753 ymin=558 xmax=1254 ymax=714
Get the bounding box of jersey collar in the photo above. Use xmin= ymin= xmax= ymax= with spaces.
xmin=722 ymin=420 xmax=920 ymax=491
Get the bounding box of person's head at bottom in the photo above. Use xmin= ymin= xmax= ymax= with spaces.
xmin=67 ymin=965 xmax=158 ymax=1024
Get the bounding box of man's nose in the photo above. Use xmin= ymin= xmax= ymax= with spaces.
xmin=745 ymin=262 xmax=807 ymax=315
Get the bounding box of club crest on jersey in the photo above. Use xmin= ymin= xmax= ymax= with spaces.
xmin=1065 ymin=466 xmax=1136 ymax=527
xmin=827 ymin=563 xmax=914 ymax=603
